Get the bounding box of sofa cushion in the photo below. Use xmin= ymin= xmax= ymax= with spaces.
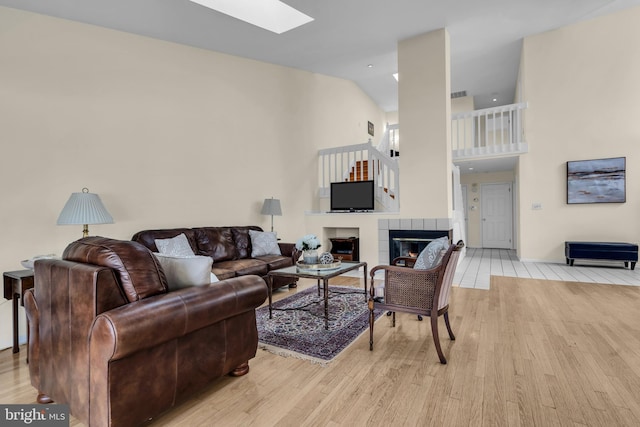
xmin=194 ymin=227 xmax=237 ymax=262
xmin=155 ymin=233 xmax=196 ymax=257
xmin=254 ymin=255 xmax=292 ymax=271
xmin=232 ymin=226 xmax=262 ymax=259
xmin=153 ymin=253 xmax=214 ymax=290
xmin=63 ymin=237 xmax=168 ymax=302
xmin=131 ymin=228 xmax=197 ymax=253
xmin=210 ymin=267 xmax=236 ymax=281
xmin=249 ymin=230 xmax=282 ymax=257
xmin=213 ymin=259 xmax=268 ymax=277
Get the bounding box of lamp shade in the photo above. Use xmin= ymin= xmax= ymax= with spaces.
xmin=260 ymin=198 xmax=282 ymax=216
xmin=57 ymin=188 xmax=114 ymax=226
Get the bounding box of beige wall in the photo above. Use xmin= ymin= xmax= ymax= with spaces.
xmin=518 ymin=6 xmax=640 ymax=261
xmin=385 ymin=111 xmax=398 ymax=125
xmin=451 ymin=96 xmax=474 ymax=113
xmin=451 ymin=96 xmax=475 ymax=150
xmin=0 ymin=7 xmax=384 ymax=349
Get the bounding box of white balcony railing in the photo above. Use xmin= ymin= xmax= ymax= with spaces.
xmin=451 ymin=102 xmax=528 ymax=160
xmin=318 ymin=141 xmax=399 ymax=212
xmin=316 ymin=103 xmax=528 ymax=211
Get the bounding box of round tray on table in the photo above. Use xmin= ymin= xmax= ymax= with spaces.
xmin=296 ymin=260 xmax=342 ymax=271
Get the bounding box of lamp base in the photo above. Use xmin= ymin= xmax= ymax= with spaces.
xmin=82 ymin=224 xmax=89 ymax=238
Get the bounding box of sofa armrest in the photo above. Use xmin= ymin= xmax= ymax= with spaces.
xmin=278 ymin=242 xmax=301 ymax=263
xmin=90 ymin=275 xmax=267 ymax=361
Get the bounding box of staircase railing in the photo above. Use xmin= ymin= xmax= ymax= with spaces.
xmin=451 ymin=102 xmax=528 ymax=159
xmin=318 ymin=141 xmax=399 ymax=212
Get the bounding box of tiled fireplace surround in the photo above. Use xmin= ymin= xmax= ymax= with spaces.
xmin=378 ymin=217 xmax=453 ymax=264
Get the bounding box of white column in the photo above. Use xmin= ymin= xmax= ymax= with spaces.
xmin=398 ymin=29 xmax=452 ymax=219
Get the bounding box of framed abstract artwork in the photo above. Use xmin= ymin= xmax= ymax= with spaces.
xmin=567 ymin=157 xmax=626 ymax=204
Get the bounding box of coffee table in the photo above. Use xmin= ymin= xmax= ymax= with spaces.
xmin=267 ymin=261 xmax=367 ymax=330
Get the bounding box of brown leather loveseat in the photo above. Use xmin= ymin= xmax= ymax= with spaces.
xmin=132 ymin=225 xmax=299 ymax=289
xmin=24 ymin=236 xmax=268 ymax=427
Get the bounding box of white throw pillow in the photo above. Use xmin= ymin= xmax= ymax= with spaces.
xmin=414 ymin=236 xmax=449 ymax=270
xmin=154 ymin=253 xmax=214 ymax=290
xmin=249 ymin=230 xmax=282 ymax=257
xmin=155 ymin=233 xmax=195 ymax=257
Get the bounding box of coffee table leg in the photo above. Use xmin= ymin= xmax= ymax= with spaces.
xmin=268 ymin=275 xmax=273 ymax=319
xmin=324 ymin=278 xmax=329 ymax=330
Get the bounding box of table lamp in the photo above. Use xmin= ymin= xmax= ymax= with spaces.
xmin=260 ymin=197 xmax=282 ymax=232
xmin=57 ymin=188 xmax=114 ymax=238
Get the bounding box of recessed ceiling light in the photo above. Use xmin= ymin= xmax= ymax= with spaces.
xmin=492 ymin=97 xmax=497 ymax=102
xmin=189 ymin=0 xmax=313 ymax=34
xmin=468 ymin=167 xmax=474 ymax=170
xmin=367 ymin=64 xmax=374 ymax=68
xmin=393 ymin=73 xmax=399 ymax=81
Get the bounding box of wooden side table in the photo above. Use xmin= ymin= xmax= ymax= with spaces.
xmin=3 ymin=269 xmax=35 ymax=354
xmin=329 ymin=237 xmax=360 ymax=261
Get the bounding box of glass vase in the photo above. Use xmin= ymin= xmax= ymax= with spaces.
xmin=303 ymin=249 xmax=318 ymax=264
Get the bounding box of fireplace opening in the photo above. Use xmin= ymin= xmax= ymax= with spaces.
xmin=388 ymin=230 xmax=450 ymax=263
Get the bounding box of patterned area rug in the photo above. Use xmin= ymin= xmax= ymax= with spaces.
xmin=256 ymin=286 xmax=383 ymax=364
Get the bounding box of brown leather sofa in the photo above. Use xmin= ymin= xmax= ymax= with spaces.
xmin=24 ymin=237 xmax=268 ymax=427
xmin=132 ymin=225 xmax=299 ymax=289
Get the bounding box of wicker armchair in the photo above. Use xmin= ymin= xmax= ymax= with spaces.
xmin=368 ymin=240 xmax=464 ymax=364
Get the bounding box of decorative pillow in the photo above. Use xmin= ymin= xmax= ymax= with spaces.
xmin=153 ymin=253 xmax=213 ymax=290
xmin=414 ymin=236 xmax=449 ymax=270
xmin=155 ymin=233 xmax=195 ymax=257
xmin=249 ymin=230 xmax=282 ymax=257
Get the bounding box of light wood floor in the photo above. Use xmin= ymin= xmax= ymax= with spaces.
xmin=2 ymin=274 xmax=640 ymax=426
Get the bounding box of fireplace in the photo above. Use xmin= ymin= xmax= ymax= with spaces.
xmin=388 ymin=229 xmax=450 ymax=262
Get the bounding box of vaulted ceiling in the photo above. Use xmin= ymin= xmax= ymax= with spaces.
xmin=1 ymin=0 xmax=639 ymax=112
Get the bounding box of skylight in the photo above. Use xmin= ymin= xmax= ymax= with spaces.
xmin=189 ymin=0 xmax=314 ymax=34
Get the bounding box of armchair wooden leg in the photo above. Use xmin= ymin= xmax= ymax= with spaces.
xmin=444 ymin=311 xmax=456 ymax=340
xmin=369 ymin=308 xmax=375 ymax=351
xmin=368 ymin=298 xmax=375 ymax=351
xmin=431 ymin=314 xmax=447 ymax=364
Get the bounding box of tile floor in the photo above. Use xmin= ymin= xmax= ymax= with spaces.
xmin=454 ymin=247 xmax=640 ymax=289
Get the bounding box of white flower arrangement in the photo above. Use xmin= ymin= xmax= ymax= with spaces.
xmin=295 ymin=234 xmax=321 ymax=251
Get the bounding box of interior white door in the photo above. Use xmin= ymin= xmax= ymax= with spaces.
xmin=481 ymin=183 xmax=512 ymax=248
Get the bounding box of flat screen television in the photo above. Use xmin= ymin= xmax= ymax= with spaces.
xmin=330 ymin=180 xmax=375 ymax=212
xmin=567 ymin=157 xmax=626 ymax=204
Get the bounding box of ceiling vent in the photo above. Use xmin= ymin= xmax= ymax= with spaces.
xmin=451 ymin=91 xmax=467 ymax=99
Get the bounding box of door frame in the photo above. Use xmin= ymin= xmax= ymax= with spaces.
xmin=480 ymin=182 xmax=514 ymax=249
xmin=461 ymin=184 xmax=468 ymax=246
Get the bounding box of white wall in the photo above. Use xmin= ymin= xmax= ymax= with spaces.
xmin=518 ymin=6 xmax=640 ymax=261
xmin=0 ymin=7 xmax=385 ymax=349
